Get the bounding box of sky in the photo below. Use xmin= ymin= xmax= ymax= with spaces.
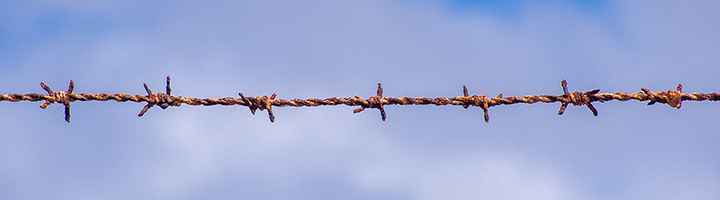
xmin=1 ymin=0 xmax=720 ymax=199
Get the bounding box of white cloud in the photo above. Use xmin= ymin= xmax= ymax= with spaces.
xmin=2 ymin=0 xmax=720 ymax=199
xmin=353 ymin=150 xmax=579 ymax=200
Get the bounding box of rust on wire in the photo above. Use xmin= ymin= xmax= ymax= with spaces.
xmin=238 ymin=92 xmax=277 ymax=122
xmin=460 ymin=85 xmax=497 ymax=123
xmin=138 ymin=76 xmax=176 ymax=117
xmin=353 ymin=83 xmax=386 ymax=121
xmin=1 ymin=77 xmax=719 ymax=123
xmin=557 ymin=79 xmax=600 ymax=116
xmin=39 ymin=80 xmax=75 ymax=122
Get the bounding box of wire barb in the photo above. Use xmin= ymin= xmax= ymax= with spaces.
xmin=557 ymin=79 xmax=600 ymax=116
xmin=353 ymin=83 xmax=386 ymax=121
xmin=641 ymin=84 xmax=684 ymax=109
xmin=2 ymin=77 xmax=718 ymax=123
xmin=238 ymin=92 xmax=276 ymax=122
xmin=138 ymin=76 xmax=175 ymax=117
xmin=461 ymin=85 xmax=491 ymax=123
xmin=39 ymin=80 xmax=75 ymax=122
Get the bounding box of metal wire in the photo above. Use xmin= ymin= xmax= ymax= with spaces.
xmin=1 ymin=76 xmax=718 ymax=123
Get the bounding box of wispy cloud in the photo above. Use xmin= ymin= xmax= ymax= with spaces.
xmin=1 ymin=0 xmax=719 ymax=199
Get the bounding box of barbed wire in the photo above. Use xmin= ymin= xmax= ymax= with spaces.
xmin=1 ymin=76 xmax=718 ymax=123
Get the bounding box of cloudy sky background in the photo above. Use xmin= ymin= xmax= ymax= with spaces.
xmin=1 ymin=0 xmax=720 ymax=199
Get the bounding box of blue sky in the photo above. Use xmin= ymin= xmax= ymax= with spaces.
xmin=2 ymin=1 xmax=720 ymax=199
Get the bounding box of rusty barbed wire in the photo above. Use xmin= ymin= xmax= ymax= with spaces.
xmin=1 ymin=76 xmax=719 ymax=123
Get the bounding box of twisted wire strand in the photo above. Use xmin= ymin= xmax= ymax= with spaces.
xmin=1 ymin=77 xmax=718 ymax=123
